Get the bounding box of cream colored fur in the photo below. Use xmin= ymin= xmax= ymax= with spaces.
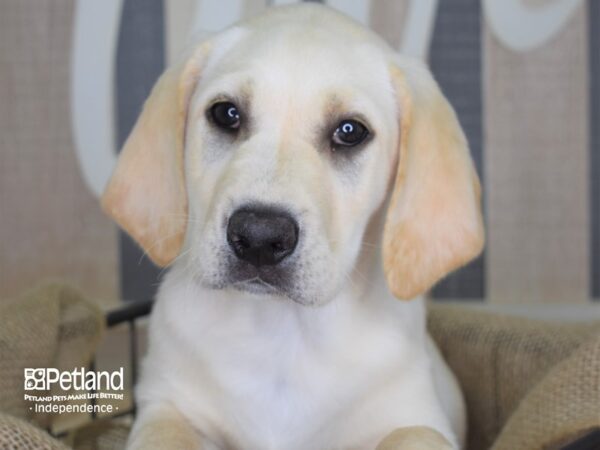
xmin=102 ymin=4 xmax=483 ymax=449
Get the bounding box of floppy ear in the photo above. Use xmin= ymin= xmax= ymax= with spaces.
xmin=383 ymin=61 xmax=484 ymax=300
xmin=101 ymin=44 xmax=210 ymax=266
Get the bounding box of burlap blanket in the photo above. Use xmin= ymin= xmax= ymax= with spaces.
xmin=428 ymin=303 xmax=600 ymax=450
xmin=0 ymin=283 xmax=104 ymax=431
xmin=1 ymin=286 xmax=599 ymax=449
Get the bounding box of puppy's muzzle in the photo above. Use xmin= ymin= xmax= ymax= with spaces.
xmin=227 ymin=206 xmax=298 ymax=267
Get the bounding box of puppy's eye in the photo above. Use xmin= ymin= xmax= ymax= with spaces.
xmin=332 ymin=120 xmax=369 ymax=147
xmin=210 ymin=102 xmax=241 ymax=130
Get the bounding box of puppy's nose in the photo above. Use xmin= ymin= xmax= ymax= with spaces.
xmin=227 ymin=207 xmax=299 ymax=267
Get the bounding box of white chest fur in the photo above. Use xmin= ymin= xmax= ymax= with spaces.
xmin=134 ymin=269 xmax=460 ymax=450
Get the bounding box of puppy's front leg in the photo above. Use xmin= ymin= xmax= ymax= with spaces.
xmin=376 ymin=426 xmax=455 ymax=450
xmin=127 ymin=402 xmax=202 ymax=450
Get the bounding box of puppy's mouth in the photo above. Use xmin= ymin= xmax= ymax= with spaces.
xmin=196 ymin=253 xmax=321 ymax=306
xmin=231 ymin=276 xmax=283 ymax=297
xmin=225 ymin=261 xmax=295 ymax=298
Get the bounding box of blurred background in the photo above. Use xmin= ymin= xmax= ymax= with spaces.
xmin=1 ymin=0 xmax=598 ymax=311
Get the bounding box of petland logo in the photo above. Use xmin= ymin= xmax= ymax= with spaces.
xmin=24 ymin=367 xmax=124 ymax=391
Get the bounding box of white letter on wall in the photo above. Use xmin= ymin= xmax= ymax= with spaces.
xmin=71 ymin=0 xmax=122 ymax=197
xmin=483 ymin=0 xmax=583 ymax=52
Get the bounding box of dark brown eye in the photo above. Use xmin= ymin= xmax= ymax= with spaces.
xmin=332 ymin=120 xmax=369 ymax=147
xmin=210 ymin=102 xmax=241 ymax=130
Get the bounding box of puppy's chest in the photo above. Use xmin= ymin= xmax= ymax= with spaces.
xmin=210 ymin=340 xmax=329 ymax=441
xmin=192 ymin=318 xmax=352 ymax=423
xmin=169 ymin=303 xmax=403 ymax=449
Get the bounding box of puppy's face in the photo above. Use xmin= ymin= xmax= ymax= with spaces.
xmin=102 ymin=5 xmax=484 ymax=305
xmin=185 ymin=26 xmax=398 ymax=305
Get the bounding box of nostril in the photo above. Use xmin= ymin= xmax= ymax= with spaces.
xmin=270 ymin=242 xmax=284 ymax=252
xmin=231 ymin=235 xmax=250 ymax=250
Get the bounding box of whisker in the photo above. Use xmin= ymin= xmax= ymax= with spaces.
xmin=136 ymin=228 xmax=185 ymax=265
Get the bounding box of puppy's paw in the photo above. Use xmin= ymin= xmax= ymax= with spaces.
xmin=376 ymin=426 xmax=455 ymax=450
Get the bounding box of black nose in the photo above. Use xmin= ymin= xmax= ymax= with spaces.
xmin=227 ymin=207 xmax=299 ymax=267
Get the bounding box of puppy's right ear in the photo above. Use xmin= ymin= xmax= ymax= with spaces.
xmin=101 ymin=44 xmax=211 ymax=266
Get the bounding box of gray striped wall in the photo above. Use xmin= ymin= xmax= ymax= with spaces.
xmin=116 ymin=0 xmax=165 ymax=301
xmin=429 ymin=0 xmax=484 ymax=299
xmin=591 ymin=0 xmax=599 ymax=299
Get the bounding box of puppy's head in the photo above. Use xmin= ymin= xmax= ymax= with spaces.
xmin=102 ymin=5 xmax=484 ymax=305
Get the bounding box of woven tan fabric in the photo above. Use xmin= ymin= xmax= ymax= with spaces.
xmin=0 ymin=285 xmax=59 ymax=424
xmin=428 ymin=303 xmax=600 ymax=450
xmin=376 ymin=426 xmax=453 ymax=450
xmin=69 ymin=419 xmax=130 ymax=450
xmin=0 ymin=283 xmax=104 ymax=430
xmin=492 ymin=330 xmax=600 ymax=450
xmin=0 ymin=412 xmax=68 ymax=450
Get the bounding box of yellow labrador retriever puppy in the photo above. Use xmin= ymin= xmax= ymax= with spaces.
xmin=102 ymin=4 xmax=484 ymax=449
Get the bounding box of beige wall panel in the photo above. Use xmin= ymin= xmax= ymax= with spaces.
xmin=369 ymin=0 xmax=409 ymax=48
xmin=0 ymin=0 xmax=119 ymax=306
xmin=242 ymin=0 xmax=270 ymax=18
xmin=165 ymin=0 xmax=198 ymax=64
xmin=166 ymin=0 xmax=268 ymax=65
xmin=484 ymin=5 xmax=589 ymax=304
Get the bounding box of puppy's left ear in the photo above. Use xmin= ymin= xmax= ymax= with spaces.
xmin=101 ymin=44 xmax=210 ymax=266
xmin=383 ymin=61 xmax=484 ymax=300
